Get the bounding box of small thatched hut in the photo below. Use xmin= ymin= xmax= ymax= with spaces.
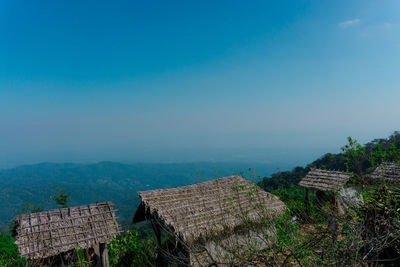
xmin=13 ymin=202 xmax=120 ymax=266
xmin=298 ymin=168 xmax=362 ymax=214
xmin=133 ymin=175 xmax=286 ymax=266
xmin=370 ymin=162 xmax=400 ymax=183
xmin=299 ymin=168 xmax=351 ymax=192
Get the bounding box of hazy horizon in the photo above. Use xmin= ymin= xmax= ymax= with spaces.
xmin=0 ymin=133 xmax=396 ymax=170
xmin=1 ymin=1 xmax=399 ymax=170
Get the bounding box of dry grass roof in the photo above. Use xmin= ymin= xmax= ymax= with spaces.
xmin=370 ymin=162 xmax=400 ymax=183
xmin=299 ymin=168 xmax=351 ymax=192
xmin=13 ymin=202 xmax=120 ymax=260
xmin=133 ymin=175 xmax=286 ymax=244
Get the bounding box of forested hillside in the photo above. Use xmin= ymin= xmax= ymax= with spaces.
xmin=261 ymin=131 xmax=400 ymax=192
xmin=0 ymin=161 xmax=280 ymax=231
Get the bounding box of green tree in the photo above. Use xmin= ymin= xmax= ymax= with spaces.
xmin=50 ymin=189 xmax=70 ymax=208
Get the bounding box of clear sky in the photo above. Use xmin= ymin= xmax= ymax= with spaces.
xmin=0 ymin=0 xmax=399 ymax=169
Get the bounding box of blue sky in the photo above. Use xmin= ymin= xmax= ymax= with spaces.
xmin=0 ymin=0 xmax=399 ymax=168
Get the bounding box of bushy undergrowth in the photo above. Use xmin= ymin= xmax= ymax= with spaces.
xmin=247 ymin=180 xmax=396 ymax=266
xmin=108 ymin=230 xmax=156 ymax=267
xmin=0 ymin=233 xmax=25 ymax=267
xmin=272 ymin=184 xmax=325 ymax=223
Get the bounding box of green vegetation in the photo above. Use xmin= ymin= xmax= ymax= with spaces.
xmin=50 ymin=189 xmax=70 ymax=208
xmin=108 ymin=230 xmax=156 ymax=267
xmin=262 ymin=181 xmax=400 ymax=266
xmin=0 ymin=233 xmax=25 ymax=267
xmin=261 ymin=132 xmax=400 ymax=191
xmin=1 ymin=132 xmax=399 ymax=266
xmin=272 ymin=185 xmax=324 ymax=223
xmin=257 ymin=131 xmax=400 ymax=266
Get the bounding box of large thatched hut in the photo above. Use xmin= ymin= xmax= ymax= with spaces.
xmin=13 ymin=202 xmax=120 ymax=266
xmin=370 ymin=162 xmax=400 ymax=183
xmin=298 ymin=168 xmax=362 ymax=214
xmin=133 ymin=175 xmax=286 ymax=266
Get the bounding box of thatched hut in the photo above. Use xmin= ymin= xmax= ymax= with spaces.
xmin=299 ymin=168 xmax=351 ymax=192
xmin=133 ymin=175 xmax=286 ymax=266
xmin=13 ymin=202 xmax=120 ymax=266
xmin=370 ymin=162 xmax=400 ymax=183
xmin=298 ymin=168 xmax=361 ymax=214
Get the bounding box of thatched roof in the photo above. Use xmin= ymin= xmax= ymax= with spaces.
xmin=299 ymin=168 xmax=351 ymax=192
xmin=13 ymin=202 xmax=120 ymax=260
xmin=370 ymin=162 xmax=400 ymax=183
xmin=133 ymin=175 xmax=286 ymax=244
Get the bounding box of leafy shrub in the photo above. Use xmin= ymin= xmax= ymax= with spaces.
xmin=108 ymin=230 xmax=156 ymax=267
xmin=0 ymin=233 xmax=25 ymax=267
xmin=272 ymin=185 xmax=324 ymax=223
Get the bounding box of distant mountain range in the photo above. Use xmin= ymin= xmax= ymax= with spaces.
xmin=2 ymin=132 xmax=399 ymax=232
xmin=0 ymin=161 xmax=282 ymax=231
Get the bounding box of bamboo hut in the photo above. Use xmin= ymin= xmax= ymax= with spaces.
xmin=133 ymin=175 xmax=286 ymax=266
xmin=298 ymin=168 xmax=361 ymax=214
xmin=13 ymin=202 xmax=120 ymax=266
xmin=370 ymin=162 xmax=400 ymax=183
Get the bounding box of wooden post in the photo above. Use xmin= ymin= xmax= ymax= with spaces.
xmin=152 ymin=220 xmax=164 ymax=267
xmin=100 ymin=243 xmax=109 ymax=267
xmin=84 ymin=248 xmax=90 ymax=262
